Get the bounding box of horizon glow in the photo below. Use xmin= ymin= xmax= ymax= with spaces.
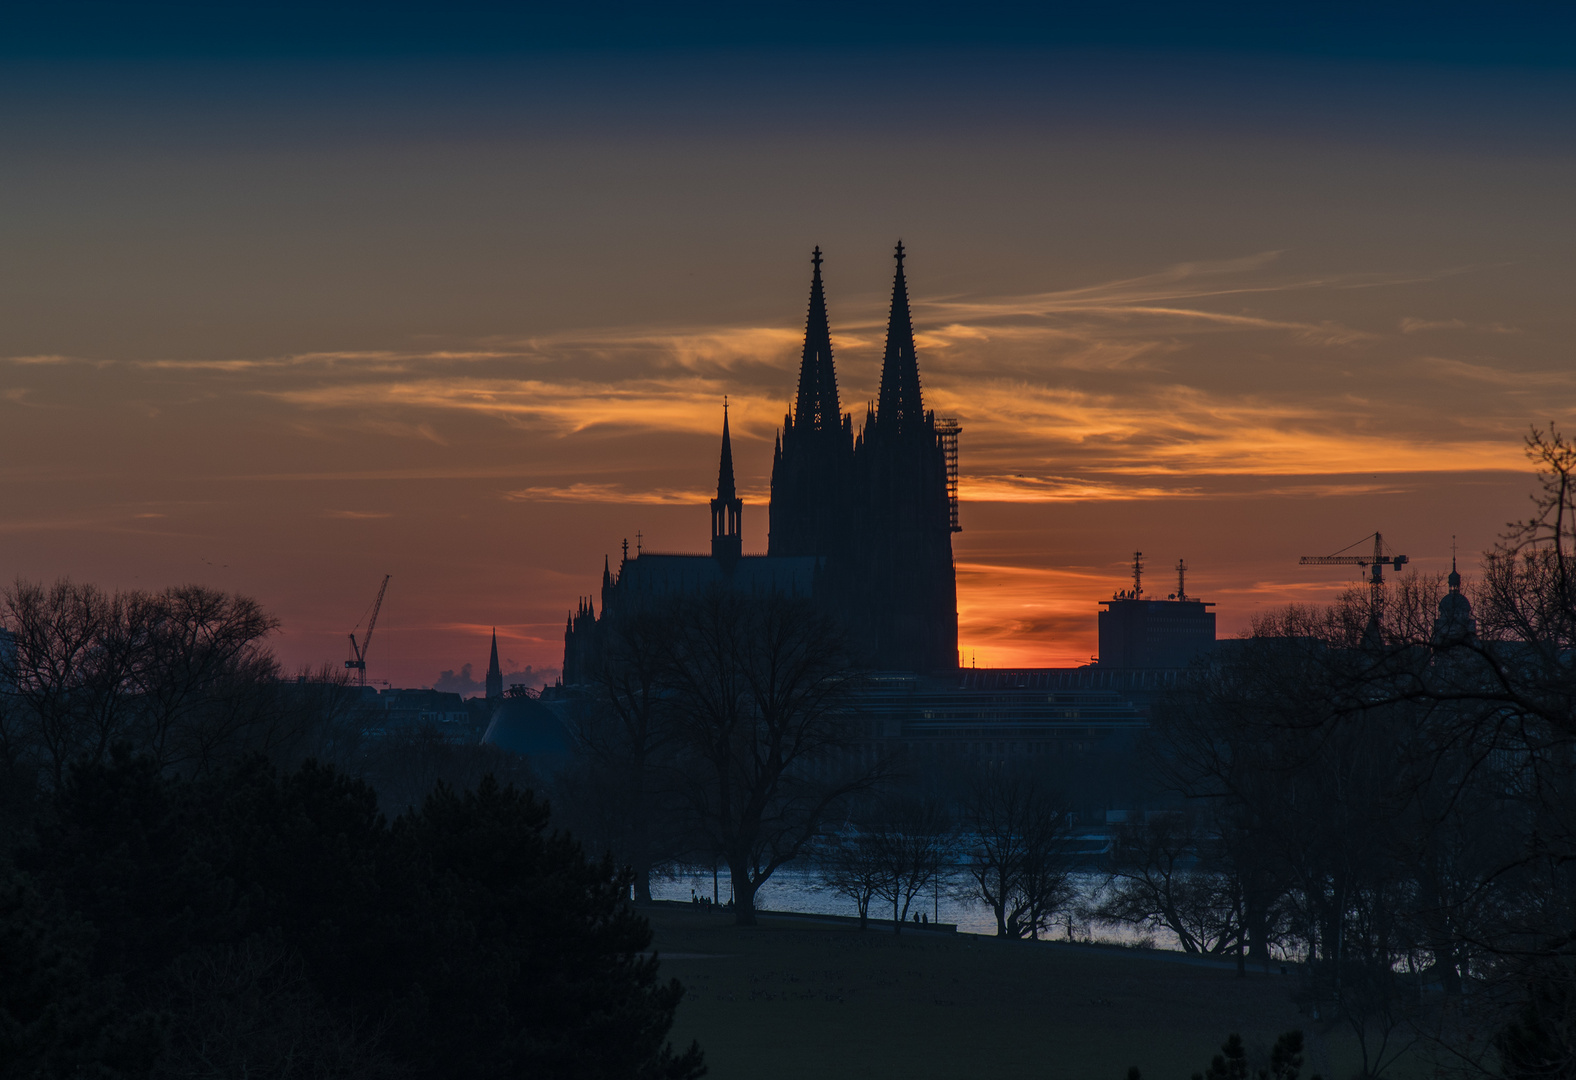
xmin=2 ymin=39 xmax=1568 ymax=687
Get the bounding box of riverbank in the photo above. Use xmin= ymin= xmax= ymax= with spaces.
xmin=650 ymin=897 xmax=959 ymax=934
xmin=649 ymin=905 xmax=1386 ymax=1080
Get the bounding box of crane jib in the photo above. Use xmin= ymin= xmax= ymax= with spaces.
xmin=345 ymin=574 xmax=392 ymax=685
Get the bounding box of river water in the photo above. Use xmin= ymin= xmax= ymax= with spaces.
xmin=652 ymin=864 xmax=1179 ymax=948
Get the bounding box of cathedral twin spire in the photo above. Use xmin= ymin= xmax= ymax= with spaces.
xmin=793 ymin=247 xmax=842 ymax=434
xmin=572 ymin=242 xmax=955 ymax=678
xmin=875 ymin=241 xmax=925 ymax=434
xmin=787 ymin=241 xmax=924 ymax=438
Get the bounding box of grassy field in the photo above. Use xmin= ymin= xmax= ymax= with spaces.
xmin=650 ymin=906 xmax=1384 ymax=1080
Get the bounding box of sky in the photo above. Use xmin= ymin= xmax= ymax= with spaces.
xmin=3 ymin=5 xmax=1575 ymax=687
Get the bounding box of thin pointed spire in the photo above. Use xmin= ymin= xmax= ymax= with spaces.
xmin=487 ymin=627 xmax=503 ymax=690
xmin=793 ymin=246 xmax=840 ymax=432
xmin=711 ymin=399 xmax=743 ymax=563
xmin=717 ymin=399 xmax=737 ymax=502
xmin=877 ymin=240 xmax=923 ymax=432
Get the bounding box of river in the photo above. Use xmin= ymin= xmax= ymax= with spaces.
xmin=652 ymin=864 xmax=1179 ymax=948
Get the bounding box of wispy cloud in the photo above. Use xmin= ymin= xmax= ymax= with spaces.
xmin=5 ymin=354 xmax=74 ymax=366
xmin=262 ymin=377 xmax=789 ymax=439
xmin=961 ymin=475 xmax=1199 ymax=502
xmin=1400 ymin=317 xmax=1519 ymax=335
xmin=9 ymin=252 xmax=1549 ymax=509
xmin=505 ymin=483 xmax=715 ymax=505
xmin=1417 ymin=356 xmax=1571 ymax=388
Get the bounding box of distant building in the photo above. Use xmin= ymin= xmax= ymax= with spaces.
xmin=372 ymin=687 xmax=469 ymax=731
xmin=481 ymin=691 xmax=572 ymax=766
xmin=1431 ymin=554 xmax=1478 ymax=648
xmin=561 ymin=404 xmax=822 ymax=686
xmin=839 ymin=667 xmax=1164 ymax=828
xmin=1097 ymin=554 xmax=1217 ymax=669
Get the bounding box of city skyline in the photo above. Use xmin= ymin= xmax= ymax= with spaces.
xmin=3 ymin=24 xmax=1569 ymax=686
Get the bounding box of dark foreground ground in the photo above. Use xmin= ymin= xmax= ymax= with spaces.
xmin=650 ymin=906 xmax=1394 ymax=1080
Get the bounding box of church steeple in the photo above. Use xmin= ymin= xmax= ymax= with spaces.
xmin=1432 ymin=539 xmax=1478 ymax=648
xmin=711 ymin=401 xmax=743 ymax=564
xmin=717 ymin=400 xmax=737 ymax=502
xmin=485 ymin=627 xmax=503 ymax=700
xmin=876 ymin=240 xmax=924 ymax=434
xmin=793 ymin=246 xmax=841 ymax=433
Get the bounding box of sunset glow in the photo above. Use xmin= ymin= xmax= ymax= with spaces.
xmin=2 ymin=37 xmax=1569 ymax=688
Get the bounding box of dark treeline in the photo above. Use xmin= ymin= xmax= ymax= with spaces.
xmin=1099 ymin=427 xmax=1576 ymax=1078
xmin=0 ymin=579 xmax=703 ymax=1080
xmin=0 ymin=579 xmax=535 ymax=817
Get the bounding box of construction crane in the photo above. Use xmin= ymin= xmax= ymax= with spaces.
xmin=1299 ymin=533 xmax=1408 ymax=626
xmin=345 ymin=574 xmax=391 ymax=687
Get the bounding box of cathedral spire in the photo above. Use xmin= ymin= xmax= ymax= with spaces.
xmin=877 ymin=240 xmax=924 ymax=433
xmin=711 ymin=400 xmax=742 ymax=563
xmin=793 ymin=246 xmax=841 ymax=433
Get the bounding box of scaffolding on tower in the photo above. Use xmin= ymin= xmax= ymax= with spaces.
xmin=936 ymin=416 xmax=962 ymax=532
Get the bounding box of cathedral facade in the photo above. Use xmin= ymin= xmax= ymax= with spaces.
xmin=562 ymin=243 xmax=959 ymax=682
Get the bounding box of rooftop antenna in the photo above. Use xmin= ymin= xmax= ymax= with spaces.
xmin=636 ymin=530 xmax=643 ymax=554
xmin=1176 ymin=558 xmax=1188 ymax=602
xmin=1132 ymin=551 xmax=1144 ymax=598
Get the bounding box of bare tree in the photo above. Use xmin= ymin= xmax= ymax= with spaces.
xmin=814 ymin=825 xmax=885 ymax=930
xmin=664 ymin=588 xmax=875 ymax=926
xmin=564 ymin=610 xmax=687 ymax=903
xmin=960 ymin=762 xmax=1075 ymax=939
xmin=268 ymin=664 xmax=379 ymax=773
xmin=869 ymin=792 xmax=956 ymax=933
xmin=1094 ymin=810 xmax=1253 ymax=957
xmin=0 ymin=579 xmax=281 ymax=785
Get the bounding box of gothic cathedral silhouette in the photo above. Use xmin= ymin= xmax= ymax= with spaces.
xmin=563 ymin=243 xmax=959 ymax=679
xmin=771 ymin=242 xmax=959 ymax=671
